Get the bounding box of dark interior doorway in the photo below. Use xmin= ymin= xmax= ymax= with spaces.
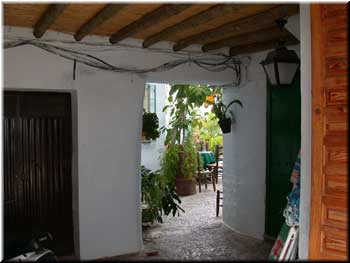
xmin=3 ymin=91 xmax=74 ymax=258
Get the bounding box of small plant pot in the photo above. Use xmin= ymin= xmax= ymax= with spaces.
xmin=218 ymin=118 xmax=231 ymax=134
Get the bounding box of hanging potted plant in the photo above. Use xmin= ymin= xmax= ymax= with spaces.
xmin=210 ymin=94 xmax=243 ymax=134
xmin=142 ymin=110 xmax=160 ymax=141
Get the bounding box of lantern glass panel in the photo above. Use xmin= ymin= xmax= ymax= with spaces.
xmin=265 ymin=63 xmax=277 ymax=85
xmin=277 ymin=62 xmax=299 ymax=85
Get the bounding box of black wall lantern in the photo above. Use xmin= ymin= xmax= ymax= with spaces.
xmin=260 ymin=19 xmax=300 ymax=86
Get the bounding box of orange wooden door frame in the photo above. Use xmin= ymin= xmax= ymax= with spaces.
xmin=309 ymin=4 xmax=348 ymax=260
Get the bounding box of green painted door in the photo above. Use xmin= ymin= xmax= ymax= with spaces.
xmin=265 ymin=73 xmax=301 ymax=238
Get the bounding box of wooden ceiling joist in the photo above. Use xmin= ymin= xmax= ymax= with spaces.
xmin=142 ymin=4 xmax=250 ymax=48
xmin=5 ymin=3 xmax=301 ymax=52
xmin=74 ymin=4 xmax=128 ymax=41
xmin=33 ymin=4 xmax=68 ymax=38
xmin=172 ymin=4 xmax=299 ymax=52
xmin=202 ymin=27 xmax=294 ymax=52
xmin=229 ymin=35 xmax=299 ymax=56
xmin=109 ymin=4 xmax=193 ymax=44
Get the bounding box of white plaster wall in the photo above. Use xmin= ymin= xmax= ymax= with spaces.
xmin=285 ymin=14 xmax=300 ymax=40
xmin=3 ymin=26 xmax=233 ymax=260
xmin=141 ymin=83 xmax=169 ymax=171
xmin=222 ymin=44 xmax=300 ymax=240
xmin=222 ymin=50 xmax=269 ymax=240
xmin=298 ymin=3 xmax=312 ymax=259
xmin=3 ymin=45 xmax=145 ymax=259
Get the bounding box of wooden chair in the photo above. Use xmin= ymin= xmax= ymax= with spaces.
xmin=196 ymin=152 xmax=216 ymax=192
xmin=207 ymin=145 xmax=223 ymax=184
xmin=216 ymin=190 xmax=223 ymax=217
xmin=196 ymin=141 xmax=207 ymax=151
xmin=218 ymin=145 xmax=223 ymax=161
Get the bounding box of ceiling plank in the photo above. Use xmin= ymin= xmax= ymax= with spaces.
xmin=202 ymin=27 xmax=294 ymax=52
xmin=142 ymin=4 xmax=251 ymax=48
xmin=109 ymin=4 xmax=193 ymax=44
xmin=74 ymin=4 xmax=128 ymax=41
xmin=33 ymin=4 xmax=68 ymax=38
xmin=173 ymin=4 xmax=299 ymax=51
xmin=229 ymin=34 xmax=299 ymax=56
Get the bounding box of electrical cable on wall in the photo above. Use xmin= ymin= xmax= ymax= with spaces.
xmin=4 ymin=39 xmax=243 ymax=87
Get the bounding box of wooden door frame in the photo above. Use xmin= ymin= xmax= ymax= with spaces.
xmin=309 ymin=4 xmax=324 ymax=258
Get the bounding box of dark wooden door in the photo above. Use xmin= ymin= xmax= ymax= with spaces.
xmin=265 ymin=72 xmax=301 ymax=238
xmin=309 ymin=4 xmax=348 ymax=260
xmin=3 ymin=91 xmax=74 ymax=258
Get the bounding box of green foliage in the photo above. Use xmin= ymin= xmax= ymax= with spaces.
xmin=141 ymin=165 xmax=184 ymax=224
xmin=212 ymin=99 xmax=243 ymax=121
xmin=142 ymin=110 xmax=160 ymax=140
xmin=162 ymin=84 xmax=212 ymax=145
xmin=160 ymin=84 xmax=211 ymax=180
xmin=208 ymin=136 xmax=223 ymax=153
xmin=210 ymin=88 xmax=243 ymax=121
xmin=159 ymin=134 xmax=200 ymax=180
xmin=160 ymin=144 xmax=180 ymax=185
xmin=141 ymin=166 xmax=163 ymax=223
xmin=181 ymin=133 xmax=198 ymax=178
xmin=193 ymin=111 xmax=223 ymax=152
xmin=198 ymin=112 xmax=222 ymax=139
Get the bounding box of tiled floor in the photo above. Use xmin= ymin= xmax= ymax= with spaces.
xmin=108 ymin=177 xmax=274 ymax=261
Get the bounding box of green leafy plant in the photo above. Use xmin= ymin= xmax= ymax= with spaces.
xmin=193 ymin=111 xmax=223 ymax=152
xmin=141 ymin=166 xmax=163 ymax=223
xmin=141 ymin=165 xmax=184 ymax=224
xmin=208 ymin=135 xmax=223 ymax=153
xmin=181 ymin=133 xmax=198 ymax=178
xmin=211 ymin=98 xmax=243 ymax=122
xmin=197 ymin=112 xmax=222 ymax=137
xmin=162 ymin=84 xmax=212 ymax=146
xmin=160 ymin=144 xmax=180 ymax=184
xmin=159 ymin=133 xmax=199 ymax=180
xmin=160 ymin=84 xmax=212 ymax=181
xmin=205 ymin=89 xmax=243 ymax=133
xmin=142 ymin=110 xmax=160 ymax=140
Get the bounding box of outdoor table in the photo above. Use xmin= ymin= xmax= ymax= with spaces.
xmin=199 ymin=151 xmax=216 ymax=169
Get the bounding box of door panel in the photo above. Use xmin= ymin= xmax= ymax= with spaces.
xmin=3 ymin=91 xmax=74 ymax=258
xmin=265 ymin=73 xmax=301 ymax=238
xmin=309 ymin=4 xmax=348 ymax=260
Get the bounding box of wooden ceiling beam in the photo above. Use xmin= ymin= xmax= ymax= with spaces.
xmin=173 ymin=4 xmax=299 ymax=51
xmin=202 ymin=27 xmax=294 ymax=52
xmin=33 ymin=4 xmax=69 ymax=38
xmin=229 ymin=35 xmax=299 ymax=56
xmin=142 ymin=4 xmax=250 ymax=48
xmin=110 ymin=4 xmax=193 ymax=44
xmin=74 ymin=4 xmax=128 ymax=41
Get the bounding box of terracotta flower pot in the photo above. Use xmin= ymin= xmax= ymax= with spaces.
xmin=175 ymin=177 xmax=196 ymax=196
xmin=175 ymin=149 xmax=196 ymax=196
xmin=218 ymin=118 xmax=231 ymax=134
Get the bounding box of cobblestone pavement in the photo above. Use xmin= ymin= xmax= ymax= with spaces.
xmin=108 ymin=178 xmax=273 ymax=261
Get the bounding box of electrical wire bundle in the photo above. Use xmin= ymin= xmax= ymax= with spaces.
xmin=4 ymin=39 xmax=242 ymax=87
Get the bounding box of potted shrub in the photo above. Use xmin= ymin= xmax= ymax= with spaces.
xmin=161 ymin=84 xmax=211 ymax=196
xmin=142 ymin=110 xmax=160 ymax=140
xmin=141 ymin=165 xmax=184 ymax=225
xmin=210 ymin=95 xmax=243 ymax=134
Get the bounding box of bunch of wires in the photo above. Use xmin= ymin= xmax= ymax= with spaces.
xmin=4 ymin=39 xmax=242 ymax=86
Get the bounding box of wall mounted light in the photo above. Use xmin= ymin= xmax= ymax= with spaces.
xmin=260 ymin=19 xmax=300 ymax=86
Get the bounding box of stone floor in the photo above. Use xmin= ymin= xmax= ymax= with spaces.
xmin=107 ymin=177 xmax=274 ymax=261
